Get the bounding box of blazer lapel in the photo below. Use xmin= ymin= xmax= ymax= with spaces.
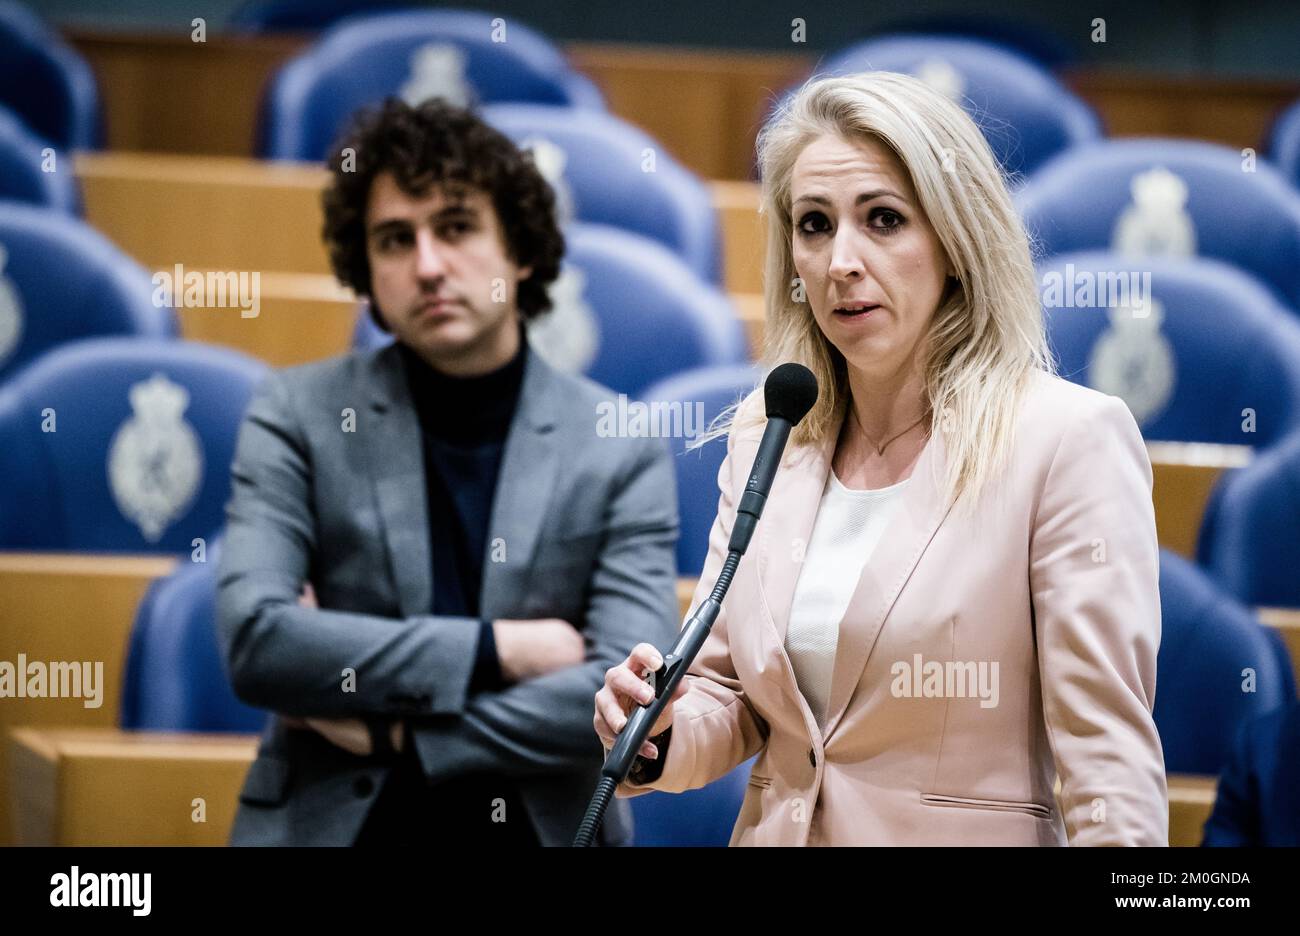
xmin=364 ymin=344 xmax=432 ymax=618
xmin=821 ymin=425 xmax=954 ymax=738
xmin=480 ymin=348 xmax=559 ymax=617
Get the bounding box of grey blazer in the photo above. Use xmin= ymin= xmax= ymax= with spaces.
xmin=216 ymin=342 xmax=679 ymax=846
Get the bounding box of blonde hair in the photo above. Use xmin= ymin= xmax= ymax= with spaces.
xmin=718 ymin=71 xmax=1053 ymax=512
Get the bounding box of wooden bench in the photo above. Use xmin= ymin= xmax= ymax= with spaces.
xmin=76 ymin=151 xmax=769 ymax=295
xmin=75 ymin=152 xmax=766 ymax=364
xmin=1258 ymin=608 xmax=1300 ymax=694
xmin=174 ymin=271 xmax=359 ymax=368
xmin=1166 ymin=774 xmax=1218 ymax=847
xmin=77 ymin=152 xmax=333 ymax=276
xmin=1146 ymin=442 xmax=1252 ymax=558
xmin=0 ymin=552 xmax=177 ymax=844
xmin=67 ymin=30 xmax=1300 ymax=182
xmin=8 ymin=727 xmax=254 ymax=845
xmin=6 ymin=726 xmax=1217 ymax=846
xmin=178 ymin=277 xmax=751 ymax=369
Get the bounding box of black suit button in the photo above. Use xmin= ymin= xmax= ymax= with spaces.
xmin=353 ymin=776 xmax=374 ymax=798
xmin=808 ymin=748 xmax=817 ymax=768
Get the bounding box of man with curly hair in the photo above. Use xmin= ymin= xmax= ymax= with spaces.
xmin=217 ymin=98 xmax=678 ymax=847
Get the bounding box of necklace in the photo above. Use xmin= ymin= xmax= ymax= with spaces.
xmin=852 ymin=408 xmax=929 ymax=456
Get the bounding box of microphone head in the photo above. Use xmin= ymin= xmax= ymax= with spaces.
xmin=764 ymin=363 xmax=819 ymax=424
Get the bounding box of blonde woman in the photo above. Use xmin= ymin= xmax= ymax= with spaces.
xmin=593 ymin=72 xmax=1167 ymax=846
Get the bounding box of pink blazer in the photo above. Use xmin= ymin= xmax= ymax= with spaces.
xmin=620 ymin=370 xmax=1168 ymax=846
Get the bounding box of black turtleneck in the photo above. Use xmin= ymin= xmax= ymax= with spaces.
xmin=399 ymin=338 xmax=526 ymax=689
xmin=357 ymin=335 xmax=538 ymax=847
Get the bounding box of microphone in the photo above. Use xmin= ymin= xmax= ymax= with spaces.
xmin=572 ymin=363 xmax=818 ymax=846
xmin=727 ymin=362 xmax=820 ymax=555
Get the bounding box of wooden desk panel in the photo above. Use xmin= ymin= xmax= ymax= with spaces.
xmin=77 ymin=151 xmax=332 ymax=275
xmin=0 ymin=553 xmax=177 ymax=845
xmin=76 ymin=153 xmax=767 ymax=296
xmin=8 ymin=727 xmax=255 ymax=846
xmin=71 ymin=31 xmax=308 ymax=158
xmin=69 ymin=30 xmax=810 ymax=178
xmin=567 ymin=43 xmax=807 ymax=182
xmin=712 ymin=180 xmax=764 ymax=296
xmin=7 ymin=726 xmax=1213 ymax=847
xmin=1167 ymin=773 xmax=1217 ymax=847
xmin=1257 ymin=608 xmax=1300 ymax=696
xmin=1067 ymin=71 xmax=1300 ymax=151
xmin=174 ymin=271 xmax=359 ymax=368
xmin=68 ymin=31 xmax=1300 ymax=180
xmin=1147 ymin=442 xmax=1252 ymax=559
xmin=732 ymin=292 xmax=765 ymax=358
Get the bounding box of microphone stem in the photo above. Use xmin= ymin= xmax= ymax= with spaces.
xmin=572 ymin=547 xmax=743 ymax=847
xmin=708 ymin=551 xmax=741 ymax=604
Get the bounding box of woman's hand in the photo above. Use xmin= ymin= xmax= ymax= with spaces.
xmin=594 ymin=643 xmax=688 ymax=759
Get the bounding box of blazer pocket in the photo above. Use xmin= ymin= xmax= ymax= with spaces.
xmin=238 ymin=755 xmax=292 ymax=807
xmin=919 ymin=792 xmax=1052 ymax=820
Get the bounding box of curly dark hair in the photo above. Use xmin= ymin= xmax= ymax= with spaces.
xmin=321 ymin=97 xmax=565 ymax=329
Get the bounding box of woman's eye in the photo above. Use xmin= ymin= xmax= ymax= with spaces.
xmin=796 ymin=211 xmax=830 ymax=235
xmin=870 ymin=208 xmax=905 ymax=233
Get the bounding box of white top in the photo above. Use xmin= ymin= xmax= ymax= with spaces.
xmin=784 ymin=471 xmax=909 ymax=731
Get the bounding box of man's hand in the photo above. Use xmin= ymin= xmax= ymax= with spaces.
xmin=493 ymin=618 xmax=585 ymax=683
xmin=285 ymin=581 xmax=404 ymax=756
xmin=296 ymin=616 xmax=586 ymax=752
xmin=281 ymin=715 xmax=404 ymax=756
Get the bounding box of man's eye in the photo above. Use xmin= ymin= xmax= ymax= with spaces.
xmin=440 ymin=220 xmax=474 ymax=239
xmin=378 ymin=231 xmax=412 ymax=251
xmin=796 ymin=211 xmax=830 ymax=235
